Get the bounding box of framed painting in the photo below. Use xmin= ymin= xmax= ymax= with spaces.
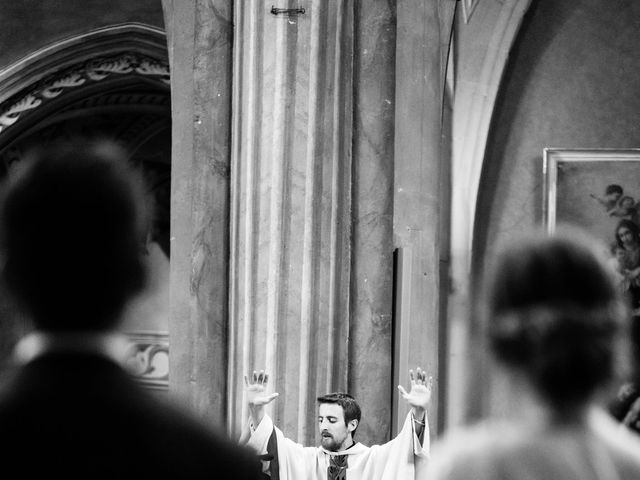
xmin=543 ymin=148 xmax=640 ymax=312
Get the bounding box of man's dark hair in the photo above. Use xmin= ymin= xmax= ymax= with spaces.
xmin=606 ymin=184 xmax=623 ymax=196
xmin=0 ymin=140 xmax=148 ymax=331
xmin=317 ymin=392 xmax=362 ymax=437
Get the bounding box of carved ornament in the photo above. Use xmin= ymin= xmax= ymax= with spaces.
xmin=0 ymin=53 xmax=170 ymax=135
xmin=124 ymin=331 xmax=169 ymax=391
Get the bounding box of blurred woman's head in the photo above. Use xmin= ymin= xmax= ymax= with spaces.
xmin=485 ymin=227 xmax=626 ymax=412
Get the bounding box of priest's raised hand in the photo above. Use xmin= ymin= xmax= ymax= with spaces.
xmin=245 ymin=370 xmax=279 ymax=426
xmin=397 ymin=367 xmax=432 ymax=437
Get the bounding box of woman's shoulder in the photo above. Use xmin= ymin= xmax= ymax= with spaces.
xmin=427 ymin=421 xmax=525 ymax=480
xmin=587 ymin=408 xmax=640 ymax=479
xmin=591 ymin=409 xmax=640 ymax=458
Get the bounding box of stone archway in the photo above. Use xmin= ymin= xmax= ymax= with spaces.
xmin=0 ymin=23 xmax=171 ymax=392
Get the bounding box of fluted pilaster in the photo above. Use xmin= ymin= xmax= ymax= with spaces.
xmin=228 ymin=1 xmax=354 ymax=445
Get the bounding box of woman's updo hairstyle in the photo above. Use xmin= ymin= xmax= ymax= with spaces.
xmin=486 ymin=227 xmax=625 ymax=410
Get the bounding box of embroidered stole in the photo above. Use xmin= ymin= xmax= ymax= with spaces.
xmin=328 ymin=454 xmax=348 ymax=480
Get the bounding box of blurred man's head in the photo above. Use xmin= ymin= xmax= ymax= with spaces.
xmin=0 ymin=141 xmax=148 ymax=332
xmin=316 ymin=393 xmax=361 ymax=451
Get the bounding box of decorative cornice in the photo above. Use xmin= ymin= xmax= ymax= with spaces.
xmin=0 ymin=23 xmax=167 ymax=102
xmin=0 ymin=53 xmax=169 ymax=135
xmin=124 ymin=331 xmax=169 ymax=391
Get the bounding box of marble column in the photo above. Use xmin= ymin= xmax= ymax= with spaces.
xmin=165 ymin=0 xmax=410 ymax=444
xmin=227 ymin=0 xmax=355 ymax=444
xmin=162 ymin=0 xmax=233 ymax=426
xmin=392 ymin=0 xmax=456 ymax=435
xmin=347 ymin=0 xmax=397 ymax=444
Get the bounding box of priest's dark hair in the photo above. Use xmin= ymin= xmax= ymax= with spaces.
xmin=0 ymin=140 xmax=148 ymax=332
xmin=317 ymin=392 xmax=362 ymax=437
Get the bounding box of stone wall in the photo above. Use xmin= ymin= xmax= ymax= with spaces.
xmin=0 ymin=0 xmax=163 ymax=70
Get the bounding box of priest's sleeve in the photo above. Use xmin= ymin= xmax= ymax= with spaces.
xmin=365 ymin=412 xmax=430 ymax=480
xmin=244 ymin=414 xmax=320 ymax=480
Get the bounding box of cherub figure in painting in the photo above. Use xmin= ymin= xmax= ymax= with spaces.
xmin=590 ymin=184 xmax=623 ymax=214
xmin=610 ymin=195 xmax=638 ymax=223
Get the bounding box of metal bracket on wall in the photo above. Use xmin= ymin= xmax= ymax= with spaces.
xmin=270 ymin=6 xmax=306 ymax=17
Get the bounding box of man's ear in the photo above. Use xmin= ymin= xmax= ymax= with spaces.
xmin=347 ymin=419 xmax=358 ymax=433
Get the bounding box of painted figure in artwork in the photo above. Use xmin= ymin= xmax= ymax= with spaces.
xmin=590 ymin=183 xmax=623 ymax=213
xmin=612 ymin=219 xmax=640 ymax=313
xmin=610 ymin=195 xmax=638 ymax=222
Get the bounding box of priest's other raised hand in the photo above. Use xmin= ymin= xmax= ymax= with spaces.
xmin=397 ymin=367 xmax=433 ymax=437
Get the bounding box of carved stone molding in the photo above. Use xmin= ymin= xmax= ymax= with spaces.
xmin=124 ymin=331 xmax=169 ymax=391
xmin=0 ymin=53 xmax=169 ymax=135
xmin=0 ymin=23 xmax=167 ymax=103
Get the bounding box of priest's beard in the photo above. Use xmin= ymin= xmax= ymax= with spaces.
xmin=320 ymin=430 xmax=350 ymax=451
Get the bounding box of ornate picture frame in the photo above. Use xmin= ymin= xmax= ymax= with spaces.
xmin=544 ymin=148 xmax=640 ymax=313
xmin=543 ymin=148 xmax=640 ymax=235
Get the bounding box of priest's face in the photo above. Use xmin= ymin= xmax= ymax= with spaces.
xmin=318 ymin=403 xmax=356 ymax=451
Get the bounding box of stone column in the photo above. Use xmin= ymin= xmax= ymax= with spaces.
xmin=392 ymin=0 xmax=455 ymax=435
xmin=227 ymin=0 xmax=355 ymax=444
xmin=165 ymin=0 xmax=408 ymax=444
xmin=162 ymin=0 xmax=233 ymax=426
xmin=347 ymin=0 xmax=396 ymax=444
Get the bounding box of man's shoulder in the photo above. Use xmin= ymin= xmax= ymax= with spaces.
xmin=0 ymin=372 xmax=262 ymax=478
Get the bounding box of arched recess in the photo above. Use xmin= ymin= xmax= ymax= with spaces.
xmin=448 ymin=0 xmax=533 ymax=425
xmin=0 ymin=23 xmax=171 ymax=392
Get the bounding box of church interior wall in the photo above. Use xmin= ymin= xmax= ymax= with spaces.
xmin=0 ymin=0 xmax=164 ymax=71
xmin=0 ymin=1 xmax=169 ymax=388
xmin=472 ymin=0 xmax=640 ymax=418
xmin=4 ymin=0 xmax=638 ymax=448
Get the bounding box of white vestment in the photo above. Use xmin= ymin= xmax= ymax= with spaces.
xmin=245 ymin=413 xmax=429 ymax=480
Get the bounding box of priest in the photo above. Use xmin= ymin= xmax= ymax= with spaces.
xmin=242 ymin=368 xmax=431 ymax=480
